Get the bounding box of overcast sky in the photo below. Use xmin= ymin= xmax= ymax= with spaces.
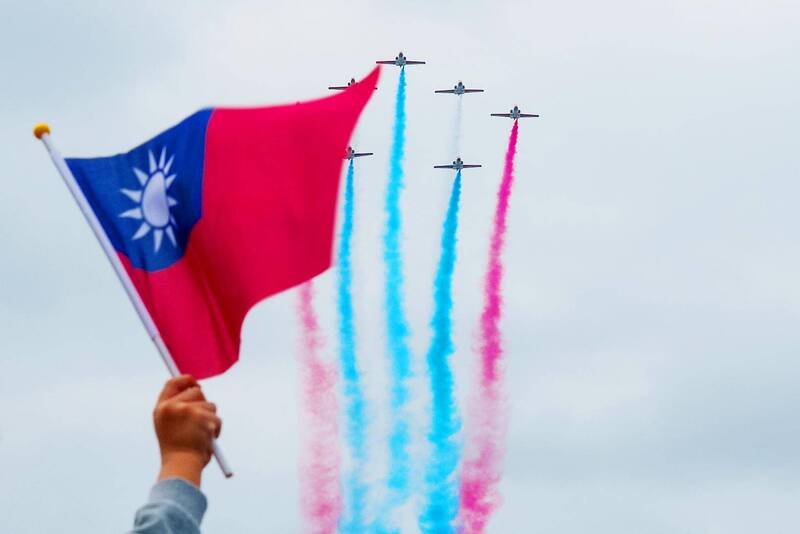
xmin=2 ymin=1 xmax=800 ymax=533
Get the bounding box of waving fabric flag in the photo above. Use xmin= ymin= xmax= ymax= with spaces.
xmin=64 ymin=68 xmax=380 ymax=379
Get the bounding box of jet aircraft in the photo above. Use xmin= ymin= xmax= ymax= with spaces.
xmin=435 ymin=81 xmax=484 ymax=95
xmin=434 ymin=157 xmax=481 ymax=171
xmin=329 ymin=78 xmax=357 ymax=90
xmin=345 ymin=146 xmax=373 ymax=160
xmin=376 ymin=51 xmax=426 ymax=67
xmin=491 ymin=105 xmax=539 ymax=120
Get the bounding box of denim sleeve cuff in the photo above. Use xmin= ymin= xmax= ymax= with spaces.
xmin=149 ymin=478 xmax=208 ymax=526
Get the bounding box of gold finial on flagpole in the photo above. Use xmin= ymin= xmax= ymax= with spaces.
xmin=33 ymin=123 xmax=51 ymax=139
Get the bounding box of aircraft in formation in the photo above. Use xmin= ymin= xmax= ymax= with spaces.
xmin=345 ymin=146 xmax=373 ymax=160
xmin=434 ymin=157 xmax=482 ymax=171
xmin=337 ymin=56 xmax=534 ymax=169
xmin=329 ymin=77 xmax=377 ymax=91
xmin=376 ymin=51 xmax=426 ymax=67
xmin=329 ymin=78 xmax=357 ymax=90
xmin=435 ymin=81 xmax=484 ymax=95
xmin=491 ymin=105 xmax=539 ymax=120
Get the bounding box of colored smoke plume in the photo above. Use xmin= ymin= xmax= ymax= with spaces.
xmin=375 ymin=67 xmax=413 ymax=532
xmin=337 ymin=161 xmax=370 ymax=533
xmin=297 ymin=280 xmax=342 ymax=534
xmin=458 ymin=120 xmax=519 ymax=534
xmin=419 ymin=172 xmax=463 ymax=534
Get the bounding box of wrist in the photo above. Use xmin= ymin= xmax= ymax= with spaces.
xmin=159 ymin=450 xmax=207 ymax=487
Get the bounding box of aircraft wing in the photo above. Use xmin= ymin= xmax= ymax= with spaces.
xmin=376 ymin=60 xmax=396 ymax=64
xmin=328 ymin=86 xmax=347 ymax=90
xmin=464 ymin=89 xmax=484 ymax=93
xmin=462 ymin=164 xmax=482 ymax=168
xmin=434 ymin=164 xmax=456 ymax=169
xmin=491 ymin=113 xmax=512 ymax=117
xmin=435 ymin=89 xmax=456 ymax=94
xmin=405 ymin=60 xmax=426 ymax=64
xmin=353 ymin=152 xmax=373 ymax=158
xmin=519 ymin=113 xmax=540 ymax=117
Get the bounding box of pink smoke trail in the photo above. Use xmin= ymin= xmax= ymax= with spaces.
xmin=459 ymin=120 xmax=519 ymax=533
xmin=296 ymin=281 xmax=342 ymax=534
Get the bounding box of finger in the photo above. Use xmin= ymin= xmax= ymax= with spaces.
xmin=171 ymin=386 xmax=206 ymax=404
xmin=199 ymin=413 xmax=222 ymax=439
xmin=158 ymin=375 xmax=198 ymax=402
xmin=193 ymin=401 xmax=217 ymax=414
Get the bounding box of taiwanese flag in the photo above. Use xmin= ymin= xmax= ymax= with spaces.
xmin=65 ymin=67 xmax=380 ymax=378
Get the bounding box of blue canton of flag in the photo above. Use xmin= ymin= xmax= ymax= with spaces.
xmin=66 ymin=110 xmax=211 ymax=271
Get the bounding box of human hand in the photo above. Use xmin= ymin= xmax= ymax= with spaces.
xmin=153 ymin=375 xmax=221 ymax=487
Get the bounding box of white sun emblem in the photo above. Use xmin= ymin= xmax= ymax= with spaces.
xmin=118 ymin=148 xmax=179 ymax=253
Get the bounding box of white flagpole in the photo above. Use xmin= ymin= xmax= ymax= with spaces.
xmin=34 ymin=123 xmax=233 ymax=478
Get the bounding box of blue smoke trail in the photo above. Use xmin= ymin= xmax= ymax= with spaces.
xmin=375 ymin=67 xmax=412 ymax=532
xmin=419 ymin=172 xmax=463 ymax=534
xmin=337 ymin=160 xmax=369 ymax=533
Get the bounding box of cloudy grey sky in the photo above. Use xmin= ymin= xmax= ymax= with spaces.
xmin=2 ymin=1 xmax=800 ymax=532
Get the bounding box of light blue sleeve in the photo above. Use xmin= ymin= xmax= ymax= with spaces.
xmin=130 ymin=478 xmax=207 ymax=534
